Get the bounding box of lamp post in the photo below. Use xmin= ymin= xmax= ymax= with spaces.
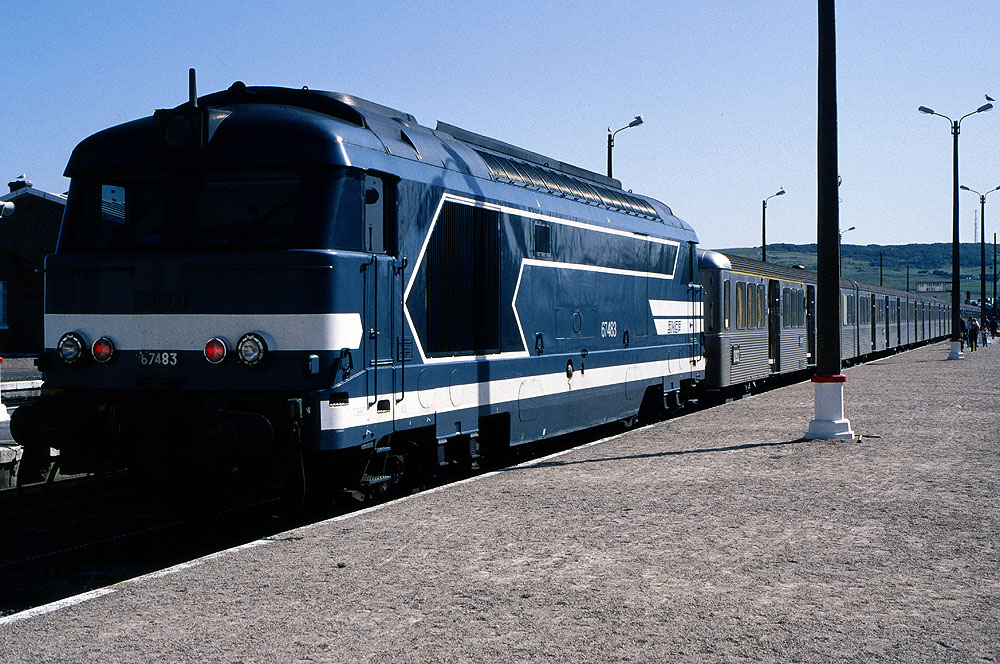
xmin=960 ymin=184 xmax=1000 ymax=325
xmin=838 ymin=225 xmax=855 ymax=276
xmin=761 ymin=188 xmax=785 ymax=262
xmin=918 ymin=101 xmax=993 ymax=359
xmin=607 ymin=115 xmax=643 ymax=178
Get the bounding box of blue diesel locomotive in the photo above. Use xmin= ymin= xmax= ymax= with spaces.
xmin=12 ymin=83 xmax=705 ymax=496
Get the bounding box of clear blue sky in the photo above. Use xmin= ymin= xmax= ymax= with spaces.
xmin=2 ymin=0 xmax=997 ymax=251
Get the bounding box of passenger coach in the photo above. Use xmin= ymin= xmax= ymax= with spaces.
xmin=698 ymin=248 xmax=953 ymax=398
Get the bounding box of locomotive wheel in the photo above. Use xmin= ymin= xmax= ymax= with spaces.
xmin=276 ymin=446 xmax=308 ymax=514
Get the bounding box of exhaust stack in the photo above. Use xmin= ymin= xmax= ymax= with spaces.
xmin=189 ymin=68 xmax=197 ymax=107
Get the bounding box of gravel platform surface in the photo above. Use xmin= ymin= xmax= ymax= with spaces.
xmin=2 ymin=341 xmax=997 ymax=663
xmin=0 ymin=357 xmax=41 ymax=383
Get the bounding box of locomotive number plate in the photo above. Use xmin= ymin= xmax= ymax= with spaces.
xmin=138 ymin=351 xmax=180 ymax=367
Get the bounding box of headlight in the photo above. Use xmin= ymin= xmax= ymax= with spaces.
xmin=92 ymin=337 xmax=116 ymax=363
xmin=57 ymin=332 xmax=86 ymax=365
xmin=236 ymin=333 xmax=267 ymax=368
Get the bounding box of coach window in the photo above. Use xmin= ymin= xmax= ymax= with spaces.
xmin=781 ymin=287 xmax=788 ymax=328
xmin=724 ymin=280 xmax=731 ymax=329
xmin=755 ymin=284 xmax=763 ymax=328
xmin=735 ymin=282 xmax=745 ymax=329
xmin=747 ymin=283 xmax=756 ymax=329
xmin=364 ymin=174 xmax=397 ymax=255
xmin=757 ymin=284 xmax=766 ymax=328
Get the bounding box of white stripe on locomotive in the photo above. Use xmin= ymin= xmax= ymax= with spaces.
xmin=321 ymin=353 xmax=707 ymax=432
xmin=44 ymin=313 xmax=365 ymax=351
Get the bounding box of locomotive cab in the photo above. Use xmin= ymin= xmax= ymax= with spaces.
xmin=16 ymin=90 xmax=405 ymax=495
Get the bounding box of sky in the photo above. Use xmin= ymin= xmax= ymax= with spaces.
xmin=1 ymin=0 xmax=998 ymax=252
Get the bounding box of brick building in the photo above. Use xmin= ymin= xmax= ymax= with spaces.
xmin=0 ymin=179 xmax=65 ymax=354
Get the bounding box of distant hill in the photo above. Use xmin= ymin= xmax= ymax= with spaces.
xmin=718 ymin=243 xmax=998 ymax=301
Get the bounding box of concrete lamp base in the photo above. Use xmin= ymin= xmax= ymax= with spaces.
xmin=805 ymin=375 xmax=855 ymax=441
xmin=947 ymin=339 xmax=964 ymax=360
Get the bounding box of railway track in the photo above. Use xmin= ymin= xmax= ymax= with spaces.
xmin=0 ymin=415 xmax=624 ymax=618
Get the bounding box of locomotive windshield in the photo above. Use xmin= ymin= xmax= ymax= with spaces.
xmin=59 ymin=169 xmax=365 ymax=252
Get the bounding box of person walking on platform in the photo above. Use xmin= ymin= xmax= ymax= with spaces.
xmin=960 ymin=318 xmax=967 ymax=351
xmin=990 ymin=317 xmax=998 ymax=339
xmin=982 ymin=321 xmax=990 ymax=347
xmin=968 ymin=318 xmax=979 ymax=352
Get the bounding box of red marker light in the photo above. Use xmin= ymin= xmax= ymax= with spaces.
xmin=92 ymin=337 xmax=115 ymax=363
xmin=204 ymin=337 xmax=227 ymax=364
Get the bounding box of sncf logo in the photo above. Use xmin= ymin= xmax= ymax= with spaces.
xmin=649 ymin=299 xmax=702 ymax=336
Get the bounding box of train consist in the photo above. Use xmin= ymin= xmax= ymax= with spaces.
xmin=10 ymin=82 xmax=957 ymax=497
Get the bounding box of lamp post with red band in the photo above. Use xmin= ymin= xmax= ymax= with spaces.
xmin=806 ymin=0 xmax=854 ymax=440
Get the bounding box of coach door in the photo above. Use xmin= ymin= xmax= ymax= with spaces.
xmin=885 ymin=295 xmax=892 ymax=348
xmin=768 ymin=280 xmax=781 ymax=372
xmin=870 ymin=296 xmax=877 ymax=351
xmin=806 ymin=285 xmax=816 ymax=365
xmin=896 ymin=297 xmax=903 ymax=346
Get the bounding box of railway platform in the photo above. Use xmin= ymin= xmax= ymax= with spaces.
xmin=1 ymin=357 xmax=43 ymax=480
xmin=1 ymin=340 xmax=997 ymax=662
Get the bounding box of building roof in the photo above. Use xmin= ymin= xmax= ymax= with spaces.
xmin=0 ymin=186 xmax=67 ymax=206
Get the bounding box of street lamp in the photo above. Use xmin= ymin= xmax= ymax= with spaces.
xmin=960 ymin=184 xmax=1000 ymax=324
xmin=0 ymin=201 xmax=13 ymax=218
xmin=918 ymin=101 xmax=993 ymax=360
xmin=761 ymin=188 xmax=785 ymax=262
xmin=838 ymin=226 xmax=855 ymax=275
xmin=607 ymin=115 xmax=643 ymax=178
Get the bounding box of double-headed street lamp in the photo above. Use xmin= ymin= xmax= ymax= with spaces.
xmin=917 ymin=101 xmax=993 ymax=360
xmin=960 ymin=184 xmax=1000 ymax=324
xmin=761 ymin=188 xmax=785 ymax=262
xmin=607 ymin=115 xmax=643 ymax=178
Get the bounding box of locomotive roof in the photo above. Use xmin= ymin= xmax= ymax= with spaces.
xmin=65 ymin=83 xmax=692 ymax=234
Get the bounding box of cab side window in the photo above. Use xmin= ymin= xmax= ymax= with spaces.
xmin=364 ymin=173 xmax=397 ymax=255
